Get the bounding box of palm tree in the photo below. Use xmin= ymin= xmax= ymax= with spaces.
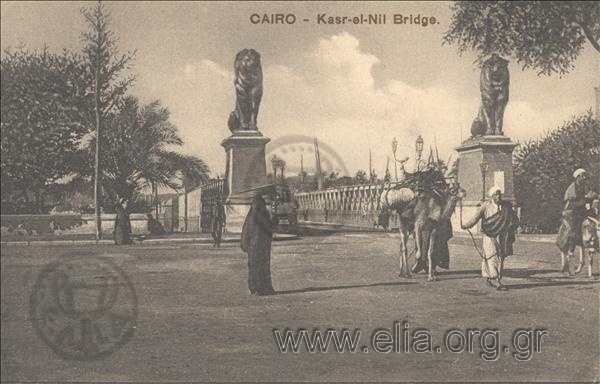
xmin=97 ymin=96 xmax=210 ymax=210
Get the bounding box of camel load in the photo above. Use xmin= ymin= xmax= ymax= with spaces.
xmin=382 ymin=168 xmax=452 ymax=206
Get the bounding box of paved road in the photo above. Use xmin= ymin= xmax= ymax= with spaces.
xmin=1 ymin=233 xmax=598 ymax=382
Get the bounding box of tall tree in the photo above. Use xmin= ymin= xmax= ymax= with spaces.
xmin=514 ymin=111 xmax=599 ymax=232
xmin=0 ymin=47 xmax=90 ymax=212
xmin=444 ymin=1 xmax=600 ymax=75
xmin=81 ymin=1 xmax=135 ymax=239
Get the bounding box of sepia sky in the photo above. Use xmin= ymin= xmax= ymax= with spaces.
xmin=2 ymin=1 xmax=599 ymax=177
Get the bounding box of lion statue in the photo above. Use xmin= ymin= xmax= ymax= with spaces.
xmin=228 ymin=49 xmax=263 ymax=132
xmin=471 ymin=54 xmax=509 ymax=137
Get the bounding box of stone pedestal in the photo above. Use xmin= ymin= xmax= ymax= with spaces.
xmin=452 ymin=135 xmax=518 ymax=234
xmin=223 ymin=203 xmax=251 ymax=235
xmin=221 ymin=130 xmax=270 ymax=233
xmin=222 ymin=130 xmax=270 ymax=196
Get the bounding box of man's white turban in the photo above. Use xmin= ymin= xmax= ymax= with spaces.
xmin=573 ymin=168 xmax=586 ymax=179
xmin=488 ymin=186 xmax=502 ymax=197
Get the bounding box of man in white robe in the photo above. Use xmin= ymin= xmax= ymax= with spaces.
xmin=462 ymin=186 xmax=519 ymax=290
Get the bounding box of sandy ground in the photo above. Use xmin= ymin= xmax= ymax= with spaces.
xmin=1 ymin=233 xmax=599 ymax=382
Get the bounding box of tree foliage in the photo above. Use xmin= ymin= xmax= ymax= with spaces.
xmin=514 ymin=111 xmax=599 ymax=233
xmin=0 ymin=47 xmax=91 ymax=210
xmin=444 ymin=1 xmax=600 ymax=75
xmin=1 ymin=2 xmax=212 ymax=216
xmin=354 ymin=170 xmax=369 ymax=185
xmin=90 ymin=96 xmax=209 ymax=205
xmin=321 ymin=171 xmax=339 ymax=189
xmin=81 ymin=2 xmax=135 ymax=119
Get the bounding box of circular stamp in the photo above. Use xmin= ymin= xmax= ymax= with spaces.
xmin=239 ymin=134 xmax=350 ymax=191
xmin=266 ymin=134 xmax=350 ymax=178
xmin=30 ymin=256 xmax=138 ymax=361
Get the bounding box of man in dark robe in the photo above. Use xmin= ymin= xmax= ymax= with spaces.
xmin=241 ymin=195 xmax=274 ymax=296
xmin=411 ymin=218 xmax=452 ymax=274
xmin=147 ymin=213 xmax=166 ymax=235
xmin=377 ymin=206 xmax=391 ymax=231
xmin=212 ymin=197 xmax=226 ymax=247
xmin=114 ymin=198 xmax=132 ymax=245
xmin=557 ymin=168 xmax=598 ymax=273
xmin=411 ymin=190 xmax=452 ymax=274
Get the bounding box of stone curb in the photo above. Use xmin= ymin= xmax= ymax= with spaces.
xmin=1 ymin=231 xmax=552 ymax=246
xmin=0 ymin=234 xmax=299 ymax=246
xmin=298 ymin=221 xmax=385 ymax=232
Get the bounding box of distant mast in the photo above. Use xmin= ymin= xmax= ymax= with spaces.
xmin=434 ymin=136 xmax=441 ymax=168
xmin=300 ymin=153 xmax=305 ymax=186
xmin=369 ymin=148 xmax=372 ymax=183
xmin=385 ymin=156 xmax=390 ymax=181
xmin=314 ymin=138 xmax=323 ymax=190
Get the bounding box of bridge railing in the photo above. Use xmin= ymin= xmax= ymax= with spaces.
xmin=295 ymin=183 xmax=403 ymax=228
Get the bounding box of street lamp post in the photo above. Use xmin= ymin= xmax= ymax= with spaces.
xmin=392 ymin=137 xmax=398 ymax=181
xmin=271 ymin=155 xmax=278 ymax=183
xmin=480 ymin=161 xmax=489 ymax=201
xmin=279 ymin=160 xmax=286 ymax=183
xmin=415 ymin=135 xmax=424 ymax=172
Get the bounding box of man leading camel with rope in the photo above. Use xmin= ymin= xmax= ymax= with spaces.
xmin=461 ymin=186 xmax=519 ymax=290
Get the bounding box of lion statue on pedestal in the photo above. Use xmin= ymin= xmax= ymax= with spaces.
xmin=471 ymin=54 xmax=509 ymax=137
xmin=228 ymin=49 xmax=263 ymax=132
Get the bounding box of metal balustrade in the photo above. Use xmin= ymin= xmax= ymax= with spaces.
xmin=295 ymin=184 xmax=401 ymax=228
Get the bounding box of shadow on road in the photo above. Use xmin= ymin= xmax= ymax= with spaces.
xmin=436 ymin=269 xmax=481 ymax=275
xmin=502 ymin=268 xmax=557 ymax=279
xmin=507 ymin=279 xmax=599 ymax=290
xmin=275 ymin=280 xmax=417 ymax=295
xmin=434 ymin=269 xmax=481 ymax=280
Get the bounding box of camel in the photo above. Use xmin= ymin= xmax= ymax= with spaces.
xmin=381 ymin=176 xmax=465 ymax=281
